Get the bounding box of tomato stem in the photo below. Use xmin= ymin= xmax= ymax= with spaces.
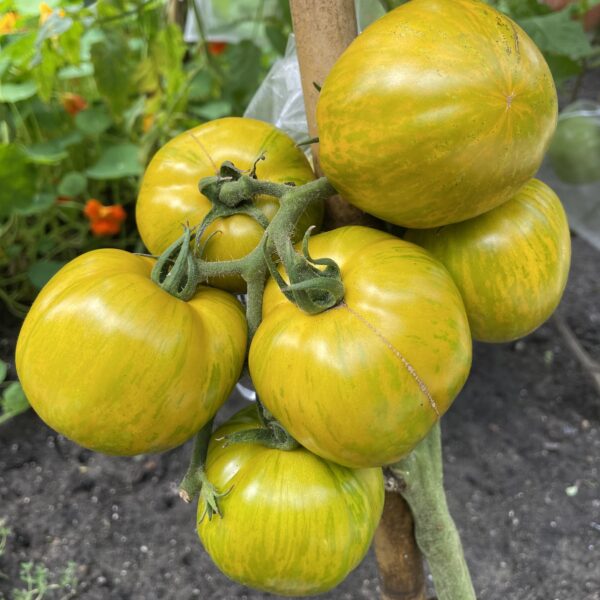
xmin=179 ymin=418 xmax=215 ymax=504
xmin=390 ymin=423 xmax=476 ymax=600
xmin=193 ymin=168 xmax=342 ymax=330
xmin=151 ymin=226 xmax=200 ymax=301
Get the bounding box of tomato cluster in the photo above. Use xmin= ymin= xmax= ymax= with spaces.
xmin=15 ymin=0 xmax=571 ymax=596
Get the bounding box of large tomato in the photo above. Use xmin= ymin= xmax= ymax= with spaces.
xmin=405 ymin=179 xmax=571 ymax=343
xmin=249 ymin=226 xmax=472 ymax=468
xmin=16 ymin=250 xmax=247 ymax=455
xmin=317 ymin=0 xmax=557 ymax=228
xmin=197 ymin=405 xmax=384 ymax=596
xmin=136 ymin=117 xmax=321 ymax=293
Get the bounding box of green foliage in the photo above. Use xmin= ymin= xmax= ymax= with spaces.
xmin=0 ymin=0 xmax=288 ymax=316
xmin=484 ymin=0 xmax=600 ymax=85
xmin=0 ymin=518 xmax=79 ymax=600
xmin=0 ymin=360 xmax=30 ymax=425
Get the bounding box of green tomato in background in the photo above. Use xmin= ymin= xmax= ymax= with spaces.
xmin=549 ymin=116 xmax=600 ymax=184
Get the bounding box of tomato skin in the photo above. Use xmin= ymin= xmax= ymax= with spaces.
xmin=317 ymin=0 xmax=557 ymax=228
xmin=405 ymin=179 xmax=571 ymax=343
xmin=197 ymin=405 xmax=384 ymax=596
xmin=549 ymin=116 xmax=600 ymax=184
xmin=15 ymin=249 xmax=247 ymax=455
xmin=249 ymin=226 xmax=472 ymax=469
xmin=136 ymin=117 xmax=321 ymax=293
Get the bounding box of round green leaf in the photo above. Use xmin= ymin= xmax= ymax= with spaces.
xmin=0 ymin=144 xmax=36 ymax=217
xmin=58 ymin=172 xmax=87 ymax=197
xmin=0 ymin=81 xmax=37 ymax=103
xmin=75 ymin=106 xmax=112 ymax=136
xmin=85 ymin=144 xmax=143 ymax=180
xmin=23 ymin=141 xmax=69 ymax=164
xmin=27 ymin=260 xmax=68 ymax=290
xmin=14 ymin=193 xmax=55 ymax=216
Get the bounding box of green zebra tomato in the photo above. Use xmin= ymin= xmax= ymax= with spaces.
xmin=16 ymin=249 xmax=247 ymax=455
xmin=405 ymin=179 xmax=571 ymax=343
xmin=197 ymin=405 xmax=384 ymax=596
xmin=317 ymin=0 xmax=557 ymax=228
xmin=136 ymin=117 xmax=321 ymax=293
xmin=249 ymin=226 xmax=472 ymax=468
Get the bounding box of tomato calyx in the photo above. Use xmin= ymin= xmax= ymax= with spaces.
xmin=151 ymin=226 xmax=200 ymax=301
xmin=264 ymin=226 xmax=345 ymax=315
xmin=191 ymin=162 xmax=341 ymax=336
xmin=217 ymin=400 xmax=300 ymax=451
xmin=179 ymin=418 xmax=231 ymax=520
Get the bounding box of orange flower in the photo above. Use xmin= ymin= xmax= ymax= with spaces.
xmin=61 ymin=93 xmax=88 ymax=116
xmin=39 ymin=2 xmax=65 ymax=25
xmin=207 ymin=41 xmax=228 ymax=56
xmin=84 ymin=199 xmax=127 ymax=237
xmin=0 ymin=12 xmax=18 ymax=35
xmin=142 ymin=113 xmax=155 ymax=133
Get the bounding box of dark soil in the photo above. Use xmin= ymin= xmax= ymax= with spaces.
xmin=0 ymin=233 xmax=599 ymax=600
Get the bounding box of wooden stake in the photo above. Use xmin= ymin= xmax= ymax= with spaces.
xmin=374 ymin=491 xmax=427 ymax=600
xmin=290 ymin=0 xmax=376 ymax=228
xmin=290 ymin=2 xmax=427 ymax=597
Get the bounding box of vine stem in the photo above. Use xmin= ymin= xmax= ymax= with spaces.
xmin=179 ymin=418 xmax=214 ymax=503
xmin=390 ymin=423 xmax=476 ymax=600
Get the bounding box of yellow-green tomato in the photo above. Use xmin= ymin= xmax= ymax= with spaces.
xmin=317 ymin=0 xmax=557 ymax=228
xmin=136 ymin=117 xmax=321 ymax=293
xmin=249 ymin=226 xmax=472 ymax=468
xmin=405 ymin=179 xmax=571 ymax=343
xmin=197 ymin=405 xmax=384 ymax=596
xmin=16 ymin=249 xmax=247 ymax=455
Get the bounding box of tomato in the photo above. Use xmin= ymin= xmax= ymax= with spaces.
xmin=249 ymin=226 xmax=472 ymax=468
xmin=16 ymin=249 xmax=247 ymax=455
xmin=136 ymin=117 xmax=321 ymax=293
xmin=197 ymin=405 xmax=384 ymax=596
xmin=405 ymin=179 xmax=571 ymax=343
xmin=316 ymin=0 xmax=557 ymax=228
xmin=548 ymin=115 xmax=600 ymax=184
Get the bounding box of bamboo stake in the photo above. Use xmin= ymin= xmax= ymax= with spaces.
xmin=290 ymin=0 xmax=376 ymax=228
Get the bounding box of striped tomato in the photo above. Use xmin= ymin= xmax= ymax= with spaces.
xmin=317 ymin=0 xmax=557 ymax=228
xmin=249 ymin=226 xmax=472 ymax=468
xmin=16 ymin=249 xmax=247 ymax=455
xmin=197 ymin=405 xmax=384 ymax=596
xmin=136 ymin=117 xmax=321 ymax=293
xmin=405 ymin=179 xmax=571 ymax=343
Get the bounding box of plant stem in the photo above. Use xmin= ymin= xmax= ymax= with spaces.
xmin=179 ymin=418 xmax=214 ymax=503
xmin=244 ymin=262 xmax=267 ymax=340
xmin=390 ymin=422 xmax=475 ymax=600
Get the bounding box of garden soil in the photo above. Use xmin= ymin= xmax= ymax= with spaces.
xmin=0 ymin=232 xmax=598 ymax=600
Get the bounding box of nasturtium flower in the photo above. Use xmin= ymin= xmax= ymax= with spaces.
xmin=61 ymin=92 xmax=88 ymax=116
xmin=84 ymin=199 xmax=127 ymax=236
xmin=39 ymin=2 xmax=64 ymax=25
xmin=0 ymin=12 xmax=18 ymax=35
xmin=207 ymin=41 xmax=227 ymax=56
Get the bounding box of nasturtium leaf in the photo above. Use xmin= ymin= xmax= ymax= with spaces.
xmin=27 ymin=260 xmax=68 ymax=289
xmin=23 ymin=141 xmax=69 ymax=164
xmin=190 ymin=100 xmax=232 ymax=121
xmin=518 ymin=12 xmax=592 ymax=60
xmin=85 ymin=143 xmax=143 ymax=179
xmin=58 ymin=63 xmax=94 ymax=79
xmin=1 ymin=382 xmax=30 ymax=420
xmin=0 ymin=144 xmax=36 ymax=217
xmin=75 ymin=106 xmax=112 ymax=136
xmin=0 ymin=81 xmax=37 ymax=103
xmin=58 ymin=172 xmax=87 ymax=197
